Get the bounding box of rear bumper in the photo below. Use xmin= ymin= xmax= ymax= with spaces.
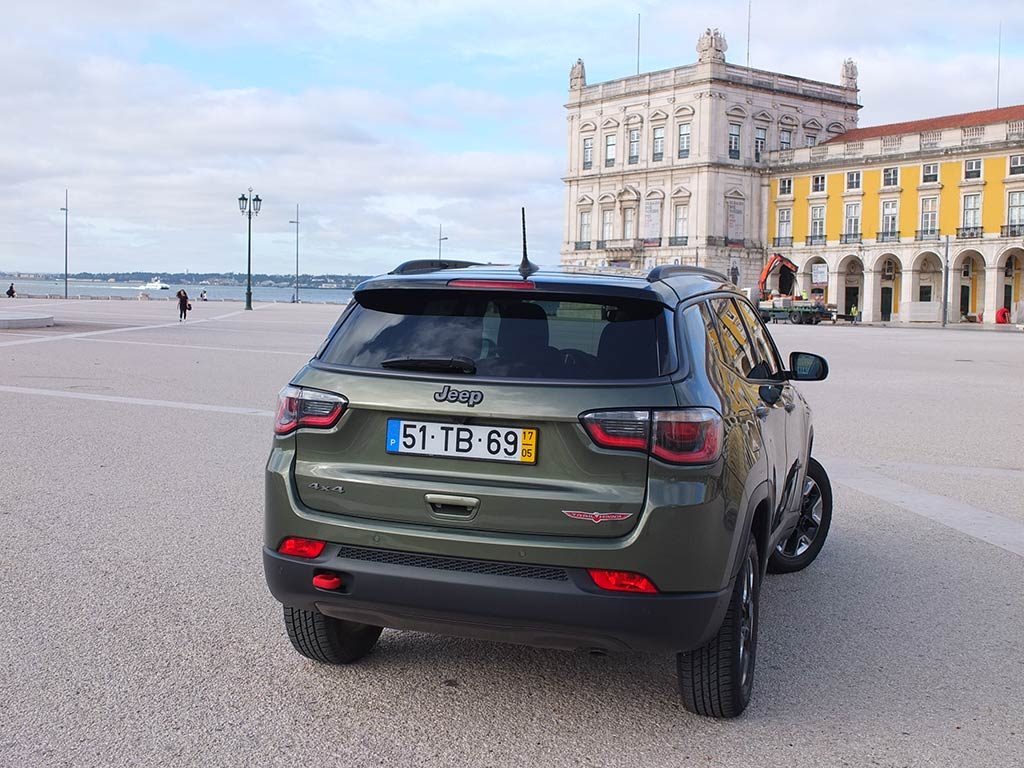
xmin=264 ymin=544 xmax=732 ymax=653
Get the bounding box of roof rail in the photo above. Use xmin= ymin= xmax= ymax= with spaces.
xmin=646 ymin=265 xmax=730 ymax=283
xmin=389 ymin=259 xmax=484 ymax=276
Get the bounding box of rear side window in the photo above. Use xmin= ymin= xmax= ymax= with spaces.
xmin=319 ymin=289 xmax=677 ymax=380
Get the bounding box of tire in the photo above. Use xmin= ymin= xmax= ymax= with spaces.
xmin=767 ymin=457 xmax=833 ymax=574
xmin=677 ymin=537 xmax=760 ymax=718
xmin=788 ymin=311 xmax=802 ymax=325
xmin=283 ymin=606 xmax=383 ymax=664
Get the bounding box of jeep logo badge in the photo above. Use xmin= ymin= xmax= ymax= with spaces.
xmin=433 ymin=385 xmax=484 ymax=407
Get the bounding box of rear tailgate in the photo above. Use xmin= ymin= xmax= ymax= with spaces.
xmin=291 ymin=370 xmax=679 ymax=538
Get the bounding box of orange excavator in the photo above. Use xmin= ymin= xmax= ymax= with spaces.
xmin=757 ymin=253 xmax=798 ymax=301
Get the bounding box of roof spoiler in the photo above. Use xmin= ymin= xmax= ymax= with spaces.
xmin=389 ymin=259 xmax=484 ymax=275
xmin=646 ymin=265 xmax=729 ymax=283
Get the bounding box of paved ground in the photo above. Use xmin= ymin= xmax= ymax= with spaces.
xmin=1 ymin=298 xmax=1022 ymax=767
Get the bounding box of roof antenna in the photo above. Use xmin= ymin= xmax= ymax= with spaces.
xmin=519 ymin=206 xmax=539 ymax=277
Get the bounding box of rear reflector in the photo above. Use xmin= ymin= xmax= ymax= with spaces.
xmin=588 ymin=569 xmax=659 ymax=594
xmin=446 ymin=279 xmax=536 ymax=290
xmin=278 ymin=537 xmax=326 ymax=559
xmin=275 ymin=385 xmax=347 ymax=435
xmin=580 ymin=407 xmax=722 ymax=465
xmin=312 ymin=572 xmax=343 ymax=590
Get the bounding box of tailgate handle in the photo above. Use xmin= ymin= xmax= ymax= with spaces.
xmin=425 ymin=494 xmax=479 ymax=520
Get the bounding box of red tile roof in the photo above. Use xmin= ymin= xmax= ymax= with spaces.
xmin=824 ymin=104 xmax=1024 ymax=144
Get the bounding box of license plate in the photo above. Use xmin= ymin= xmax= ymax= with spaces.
xmin=386 ymin=420 xmax=537 ymax=464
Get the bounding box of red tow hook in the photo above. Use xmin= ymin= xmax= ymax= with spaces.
xmin=312 ymin=572 xmax=343 ymax=591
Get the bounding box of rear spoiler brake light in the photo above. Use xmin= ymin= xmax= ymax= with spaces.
xmin=446 ymin=279 xmax=535 ymax=289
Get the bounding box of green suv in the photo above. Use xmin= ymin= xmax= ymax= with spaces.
xmin=263 ymin=261 xmax=832 ymax=718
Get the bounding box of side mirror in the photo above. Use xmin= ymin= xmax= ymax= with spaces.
xmin=787 ymin=351 xmax=828 ymax=381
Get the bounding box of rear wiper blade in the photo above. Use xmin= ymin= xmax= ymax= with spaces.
xmin=380 ymin=356 xmax=477 ymax=374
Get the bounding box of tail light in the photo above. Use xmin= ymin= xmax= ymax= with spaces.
xmin=275 ymin=385 xmax=347 ymax=435
xmin=580 ymin=407 xmax=722 ymax=465
xmin=588 ymin=569 xmax=659 ymax=593
xmin=447 ymin=279 xmax=536 ymax=289
xmin=278 ymin=537 xmax=326 ymax=558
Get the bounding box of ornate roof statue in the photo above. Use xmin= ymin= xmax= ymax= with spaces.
xmin=569 ymin=58 xmax=586 ymax=90
xmin=841 ymin=58 xmax=858 ymax=90
xmin=696 ymin=28 xmax=728 ymax=64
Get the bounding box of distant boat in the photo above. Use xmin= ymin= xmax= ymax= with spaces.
xmin=139 ymin=278 xmax=170 ymax=290
xmin=320 ymin=282 xmax=338 ymax=289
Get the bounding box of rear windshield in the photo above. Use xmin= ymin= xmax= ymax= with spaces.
xmin=319 ymin=289 xmax=677 ymax=380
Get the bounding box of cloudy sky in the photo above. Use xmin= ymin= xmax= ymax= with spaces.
xmin=2 ymin=1 xmax=1022 ymax=276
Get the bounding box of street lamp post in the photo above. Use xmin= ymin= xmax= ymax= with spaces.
xmin=238 ymin=188 xmax=262 ymax=310
xmin=60 ymin=189 xmax=68 ymax=299
xmin=289 ymin=204 xmax=300 ymax=303
xmin=437 ymin=224 xmax=448 ymax=259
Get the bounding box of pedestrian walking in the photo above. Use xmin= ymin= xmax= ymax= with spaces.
xmin=199 ymin=289 xmax=207 ymax=301
xmin=850 ymin=304 xmax=860 ymax=324
xmin=176 ymin=289 xmax=191 ymax=322
xmin=5 ymin=283 xmax=14 ymax=298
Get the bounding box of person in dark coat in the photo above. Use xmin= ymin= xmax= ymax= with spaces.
xmin=176 ymin=289 xmax=190 ymax=321
xmin=5 ymin=283 xmax=14 ymax=298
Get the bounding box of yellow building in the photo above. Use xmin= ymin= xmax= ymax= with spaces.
xmin=766 ymin=105 xmax=1024 ymax=324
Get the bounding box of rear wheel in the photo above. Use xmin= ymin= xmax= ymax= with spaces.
xmin=788 ymin=311 xmax=803 ymax=325
xmin=677 ymin=537 xmax=759 ymax=718
xmin=283 ymin=606 xmax=383 ymax=664
xmin=768 ymin=457 xmax=833 ymax=574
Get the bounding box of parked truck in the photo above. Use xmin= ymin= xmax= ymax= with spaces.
xmin=753 ymin=254 xmax=836 ymax=324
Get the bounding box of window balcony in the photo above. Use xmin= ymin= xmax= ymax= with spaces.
xmin=1010 ymin=165 xmax=1024 ymax=176
xmin=840 ymin=233 xmax=862 ymax=244
xmin=628 ymin=156 xmax=638 ymax=165
xmin=728 ymin=149 xmax=740 ymax=160
xmin=652 ymin=152 xmax=663 ymax=162
xmin=602 ymin=238 xmax=643 ymax=252
xmin=772 ymin=236 xmax=793 ymax=247
xmin=668 ymin=236 xmax=689 ymax=246
xmin=678 ymin=148 xmax=690 ymax=159
xmin=595 ymin=240 xmax=607 ymax=250
xmin=805 ymin=235 xmax=826 ymax=246
xmin=876 ymin=230 xmax=901 ymax=243
xmin=604 ymin=158 xmax=615 ymax=168
xmin=642 ymin=237 xmax=662 ymax=247
xmin=915 ymin=229 xmax=940 ymax=241
xmin=582 ymin=161 xmax=592 ymax=170
xmin=574 ymin=241 xmax=592 ymax=250
xmin=1002 ymin=224 xmax=1024 ymax=237
xmin=957 ymin=226 xmax=983 ymax=239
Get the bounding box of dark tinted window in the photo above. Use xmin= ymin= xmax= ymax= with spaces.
xmin=320 ymin=290 xmax=676 ymax=380
xmin=708 ymin=298 xmax=756 ymax=377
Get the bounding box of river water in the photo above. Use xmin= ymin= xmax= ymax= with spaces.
xmin=5 ymin=279 xmax=353 ymax=304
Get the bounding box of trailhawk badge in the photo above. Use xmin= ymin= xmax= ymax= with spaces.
xmin=562 ymin=510 xmax=634 ymax=524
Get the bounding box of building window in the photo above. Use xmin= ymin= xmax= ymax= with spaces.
xmin=883 ymin=167 xmax=899 ymax=187
xmin=847 ymin=170 xmax=861 ymax=190
xmin=922 ymin=162 xmax=938 ymax=183
xmin=652 ymin=127 xmax=664 ymax=161
xmin=778 ymin=178 xmax=793 ymax=196
xmin=1009 ymin=191 xmax=1024 ymax=225
xmin=777 ymin=208 xmax=792 ymax=238
xmin=728 ymin=123 xmax=741 ymax=159
xmin=810 ymin=206 xmax=825 ymax=237
xmin=678 ymin=123 xmax=691 ymax=158
xmin=628 ymin=129 xmax=639 ymax=164
xmin=674 ymin=204 xmax=689 ymax=237
xmin=601 ymin=209 xmax=613 ymax=241
xmin=845 ymin=202 xmax=861 ymax=235
xmin=811 ymin=175 xmax=825 ymax=193
xmin=605 ymin=134 xmax=616 ymax=167
xmin=805 ymin=134 xmax=817 ymax=147
xmin=964 ymin=159 xmax=982 ymax=179
xmin=623 ymin=207 xmax=635 ymax=239
xmin=779 ymin=129 xmax=792 ymax=150
xmin=578 ymin=210 xmax=591 ymax=242
xmin=1010 ymin=155 xmax=1024 ymax=176
xmin=962 ymin=194 xmax=981 ymax=227
xmin=920 ymin=197 xmax=938 ymax=234
xmin=882 ymin=200 xmax=899 ymax=234
xmin=755 ymin=127 xmax=766 ymax=162
xmin=582 ymin=137 xmax=593 ymax=170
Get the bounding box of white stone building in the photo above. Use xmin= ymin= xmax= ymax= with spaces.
xmin=560 ymin=29 xmax=860 ymax=285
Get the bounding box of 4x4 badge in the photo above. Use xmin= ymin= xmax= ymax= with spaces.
xmin=433 ymin=385 xmax=484 ymax=407
xmin=563 ymin=510 xmax=634 ymax=524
